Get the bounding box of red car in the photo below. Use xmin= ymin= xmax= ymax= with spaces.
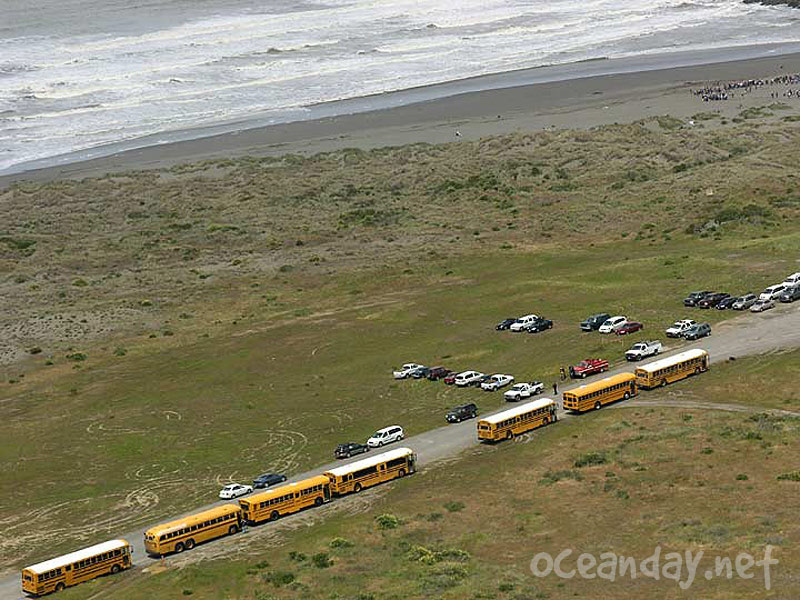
xmin=428 ymin=367 xmax=453 ymax=381
xmin=615 ymin=322 xmax=643 ymax=335
xmin=443 ymin=372 xmax=458 ymax=385
xmin=569 ymin=358 xmax=609 ymax=379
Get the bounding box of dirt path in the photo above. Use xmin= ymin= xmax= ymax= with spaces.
xmin=1 ymin=303 xmax=799 ymax=599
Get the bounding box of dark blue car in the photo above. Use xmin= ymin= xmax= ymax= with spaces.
xmin=252 ymin=473 xmax=288 ymax=489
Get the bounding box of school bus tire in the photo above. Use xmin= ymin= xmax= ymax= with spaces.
xmin=55 ymin=583 xmax=66 ymax=592
xmin=624 ymin=392 xmax=630 ymax=400
xmin=184 ymin=539 xmax=195 ymax=550
xmin=314 ymin=496 xmax=323 ymax=506
xmin=506 ymin=430 xmax=513 ymax=440
xmin=398 ymin=468 xmax=406 ymax=477
xmin=175 ymin=542 xmax=185 ymax=553
xmin=661 ymin=379 xmax=668 ymax=387
xmin=543 ymin=417 xmax=549 ymax=426
xmin=594 ymin=401 xmax=601 ymax=410
xmin=354 ymin=483 xmax=363 ymax=492
xmin=111 ymin=564 xmax=121 ymax=574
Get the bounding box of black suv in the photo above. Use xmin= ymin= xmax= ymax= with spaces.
xmin=446 ymin=403 xmax=478 ymax=423
xmin=683 ymin=291 xmax=713 ymax=307
xmin=335 ymin=442 xmax=370 ymax=459
xmin=697 ymin=292 xmax=730 ymax=309
xmin=580 ymin=313 xmax=610 ymax=331
xmin=252 ymin=473 xmax=288 ymax=489
xmin=527 ymin=317 xmax=553 ymax=333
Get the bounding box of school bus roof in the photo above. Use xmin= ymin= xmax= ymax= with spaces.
xmin=480 ymin=398 xmax=555 ymax=425
xmin=144 ymin=504 xmax=241 ymax=537
xmin=24 ymin=539 xmax=129 ymax=575
xmin=563 ymin=372 xmax=636 ymax=398
xmin=240 ymin=475 xmax=330 ymax=507
xmin=324 ymin=447 xmax=413 ymax=478
xmin=636 ymin=348 xmax=708 ymax=374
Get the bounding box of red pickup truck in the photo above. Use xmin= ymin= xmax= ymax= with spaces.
xmin=569 ymin=358 xmax=609 ymax=379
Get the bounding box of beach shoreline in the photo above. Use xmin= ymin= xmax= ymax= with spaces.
xmin=3 ymin=43 xmax=800 ymax=187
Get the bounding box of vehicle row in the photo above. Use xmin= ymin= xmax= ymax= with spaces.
xmin=579 ymin=314 xmax=644 ymax=335
xmin=665 ymin=320 xmax=711 ymax=340
xmin=495 ymin=314 xmax=554 ymax=333
xmin=683 ymin=270 xmax=800 ymax=310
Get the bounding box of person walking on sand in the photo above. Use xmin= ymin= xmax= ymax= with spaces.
xmin=559 ymin=366 xmax=567 ymax=381
xmin=553 ymin=382 xmax=558 ymax=395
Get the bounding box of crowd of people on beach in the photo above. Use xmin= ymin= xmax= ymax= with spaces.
xmin=691 ymin=72 xmax=800 ymax=102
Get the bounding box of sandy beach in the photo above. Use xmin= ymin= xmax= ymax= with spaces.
xmin=3 ymin=45 xmax=800 ymax=186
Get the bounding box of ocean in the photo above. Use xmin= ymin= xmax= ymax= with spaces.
xmin=1 ymin=0 xmax=799 ymax=175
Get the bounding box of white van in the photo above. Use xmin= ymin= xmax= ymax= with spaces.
xmin=598 ymin=315 xmax=628 ymax=334
xmin=510 ymin=314 xmax=539 ymax=332
xmin=783 ymin=272 xmax=800 ymax=287
xmin=367 ymin=425 xmax=404 ymax=448
xmin=760 ymin=284 xmax=786 ymax=301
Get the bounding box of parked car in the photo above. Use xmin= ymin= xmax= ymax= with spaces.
xmin=697 ymin=292 xmax=730 ymax=309
xmin=683 ymin=291 xmax=713 ymax=307
xmin=510 ymin=314 xmax=539 ymax=332
xmin=219 ymin=483 xmax=253 ymax=499
xmin=367 ymin=425 xmax=404 ymax=448
xmin=783 ymin=272 xmax=800 ymax=287
xmin=750 ymin=299 xmax=775 ymax=313
xmin=252 ymin=473 xmax=288 ymax=489
xmin=570 ymin=358 xmax=609 ymax=378
xmin=732 ymin=293 xmax=758 ymax=310
xmin=615 ymin=321 xmax=643 ymax=335
xmin=393 ymin=363 xmax=424 ymax=379
xmin=411 ymin=367 xmax=431 ymax=379
xmin=495 ymin=318 xmax=517 ymax=331
xmin=443 ymin=372 xmax=458 ymax=385
xmin=481 ymin=374 xmax=515 ymax=391
xmin=778 ymin=285 xmax=800 ymax=303
xmin=760 ymin=284 xmax=786 ymax=301
xmin=453 ymin=370 xmax=485 ymax=387
xmin=683 ymin=322 xmax=711 ymax=340
xmin=503 ymin=381 xmax=544 ymax=401
xmin=427 ymin=366 xmax=453 ymax=381
xmin=335 ymin=442 xmax=370 ymax=459
xmin=598 ymin=316 xmax=628 ymax=334
xmin=581 ymin=313 xmax=611 ymax=331
xmin=446 ymin=403 xmax=478 ymax=423
xmin=666 ymin=319 xmax=696 ymax=338
xmin=715 ymin=296 xmax=738 ymax=310
xmin=625 ymin=340 xmax=662 ymax=361
xmin=526 ymin=317 xmax=553 ymax=333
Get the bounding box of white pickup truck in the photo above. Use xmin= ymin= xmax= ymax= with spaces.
xmin=625 ymin=340 xmax=662 ymax=361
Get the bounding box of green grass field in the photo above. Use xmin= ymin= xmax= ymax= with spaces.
xmin=1 ymin=114 xmax=800 ymax=586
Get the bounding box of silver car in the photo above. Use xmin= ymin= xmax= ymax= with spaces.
xmin=731 ymin=293 xmax=757 ymax=310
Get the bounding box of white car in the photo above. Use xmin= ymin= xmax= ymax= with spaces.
xmin=751 ymin=299 xmax=775 ymax=312
xmin=598 ymin=315 xmax=627 ymax=334
xmin=665 ymin=319 xmax=696 ymax=338
xmin=504 ymin=381 xmax=544 ymax=401
xmin=219 ymin=483 xmax=253 ymax=499
xmin=481 ymin=374 xmax=515 ymax=391
xmin=783 ymin=272 xmax=800 ymax=287
xmin=453 ymin=370 xmax=485 ymax=387
xmin=760 ymin=284 xmax=786 ymax=301
xmin=393 ymin=363 xmax=424 ymax=379
xmin=367 ymin=425 xmax=404 ymax=448
xmin=510 ymin=314 xmax=539 ymax=332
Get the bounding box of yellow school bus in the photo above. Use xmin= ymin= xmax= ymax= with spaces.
xmin=144 ymin=504 xmax=242 ymax=556
xmin=323 ymin=447 xmax=416 ymax=495
xmin=22 ymin=539 xmax=132 ymax=596
xmin=563 ymin=373 xmax=637 ymax=412
xmin=635 ymin=348 xmax=709 ymax=389
xmin=239 ymin=475 xmax=331 ymax=524
xmin=477 ymin=398 xmax=557 ymax=442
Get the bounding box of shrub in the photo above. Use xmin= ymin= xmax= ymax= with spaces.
xmin=375 ymin=514 xmax=400 ymax=530
xmin=288 ymin=551 xmax=306 ymax=562
xmin=573 ymin=451 xmax=608 ymax=468
xmin=443 ymin=501 xmax=465 ymax=512
xmin=28 ymin=347 xmax=42 ymax=355
xmin=329 ymin=537 xmax=353 ymax=549
xmin=539 ymin=470 xmax=584 ymax=485
xmin=311 ymin=552 xmax=333 ymax=569
xmin=113 ymin=347 xmax=127 ymax=357
xmin=736 ymin=474 xmax=749 ymax=481
xmin=72 ymin=278 xmax=88 ymax=287
xmin=777 ymin=472 xmax=800 ymax=482
xmin=262 ymin=571 xmax=295 ymax=587
xmin=65 ymin=352 xmax=87 ymax=362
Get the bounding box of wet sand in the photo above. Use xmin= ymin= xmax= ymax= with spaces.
xmin=3 ymin=47 xmax=800 ymax=187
